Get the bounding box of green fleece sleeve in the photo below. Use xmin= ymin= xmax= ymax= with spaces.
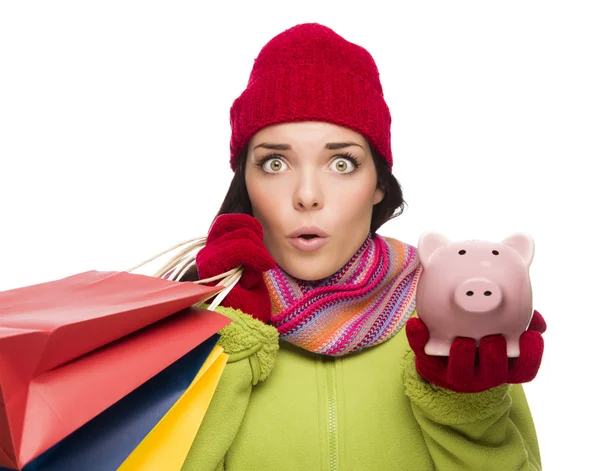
xmin=182 ymin=305 xmax=279 ymax=471
xmin=403 ymin=349 xmax=542 ymax=470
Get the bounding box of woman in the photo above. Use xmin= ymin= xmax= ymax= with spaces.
xmin=182 ymin=23 xmax=545 ymax=470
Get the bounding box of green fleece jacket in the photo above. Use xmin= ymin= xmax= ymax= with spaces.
xmin=182 ymin=305 xmax=541 ymax=471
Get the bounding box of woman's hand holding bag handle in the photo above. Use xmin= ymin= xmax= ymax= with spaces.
xmin=128 ymin=214 xmax=275 ymax=321
xmin=194 ymin=214 xmax=276 ymax=323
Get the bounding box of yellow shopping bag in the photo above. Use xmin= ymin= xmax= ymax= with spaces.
xmin=117 ymin=344 xmax=228 ymax=471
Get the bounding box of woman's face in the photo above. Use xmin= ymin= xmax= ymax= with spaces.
xmin=245 ymin=121 xmax=384 ymax=281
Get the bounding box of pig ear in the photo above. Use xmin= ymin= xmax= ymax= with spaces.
xmin=417 ymin=232 xmax=451 ymax=267
xmin=502 ymin=232 xmax=535 ymax=267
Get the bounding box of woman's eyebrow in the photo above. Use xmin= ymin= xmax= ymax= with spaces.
xmin=253 ymin=143 xmax=291 ymax=151
xmin=253 ymin=141 xmax=363 ymax=151
xmin=325 ymin=142 xmax=363 ymax=150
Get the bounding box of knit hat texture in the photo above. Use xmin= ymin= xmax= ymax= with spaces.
xmin=229 ymin=23 xmax=393 ymax=170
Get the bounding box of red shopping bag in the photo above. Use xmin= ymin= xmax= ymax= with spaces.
xmin=0 ymin=269 xmax=230 ymax=470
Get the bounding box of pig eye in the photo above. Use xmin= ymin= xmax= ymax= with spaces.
xmin=458 ymin=250 xmax=466 ymax=255
xmin=492 ymin=250 xmax=499 ymax=255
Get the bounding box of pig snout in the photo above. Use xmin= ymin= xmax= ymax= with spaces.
xmin=453 ymin=278 xmax=503 ymax=313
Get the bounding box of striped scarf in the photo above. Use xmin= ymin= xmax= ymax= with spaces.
xmin=263 ymin=233 xmax=422 ymax=356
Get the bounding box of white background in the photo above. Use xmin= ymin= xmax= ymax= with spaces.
xmin=1 ymin=1 xmax=598 ymax=468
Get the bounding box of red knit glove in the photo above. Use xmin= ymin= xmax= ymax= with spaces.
xmin=405 ymin=310 xmax=546 ymax=393
xmin=195 ymin=214 xmax=276 ymax=323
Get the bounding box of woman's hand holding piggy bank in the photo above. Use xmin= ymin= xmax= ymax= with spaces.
xmin=406 ymin=232 xmax=546 ymax=393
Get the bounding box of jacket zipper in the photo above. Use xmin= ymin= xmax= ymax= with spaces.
xmin=325 ymin=360 xmax=339 ymax=471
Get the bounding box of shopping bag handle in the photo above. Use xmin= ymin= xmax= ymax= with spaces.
xmin=126 ymin=236 xmax=242 ymax=313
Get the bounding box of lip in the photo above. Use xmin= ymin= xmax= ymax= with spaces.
xmin=287 ymin=226 xmax=330 ymax=253
xmin=288 ymin=236 xmax=329 ymax=252
xmin=288 ymin=226 xmax=330 ymax=238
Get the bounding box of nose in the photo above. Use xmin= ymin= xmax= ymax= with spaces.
xmin=453 ymin=278 xmax=503 ymax=313
xmin=293 ymin=171 xmax=324 ymax=211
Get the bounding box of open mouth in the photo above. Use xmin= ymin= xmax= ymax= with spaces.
xmin=288 ymin=231 xmax=328 ymax=252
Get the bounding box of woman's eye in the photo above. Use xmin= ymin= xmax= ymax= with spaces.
xmin=262 ymin=158 xmax=288 ymax=173
xmin=330 ymin=157 xmax=356 ymax=174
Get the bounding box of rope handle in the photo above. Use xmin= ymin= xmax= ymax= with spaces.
xmin=127 ymin=236 xmax=243 ymax=312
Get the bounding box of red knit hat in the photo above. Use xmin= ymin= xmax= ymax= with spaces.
xmin=229 ymin=23 xmax=393 ymax=171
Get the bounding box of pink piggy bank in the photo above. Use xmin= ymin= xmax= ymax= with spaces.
xmin=415 ymin=232 xmax=535 ymax=358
